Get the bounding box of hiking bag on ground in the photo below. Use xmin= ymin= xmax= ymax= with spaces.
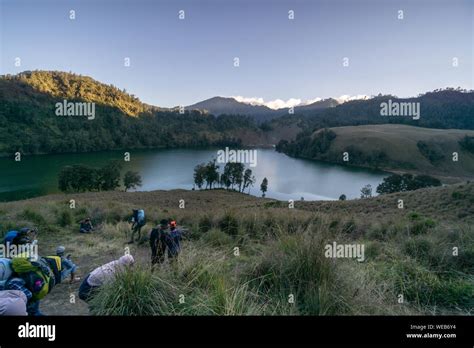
xmin=11 ymin=257 xmax=57 ymax=300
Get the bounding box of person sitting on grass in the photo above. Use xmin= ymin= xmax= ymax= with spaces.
xmin=79 ymin=218 xmax=94 ymax=234
xmin=56 ymin=246 xmax=80 ymax=284
xmin=78 ymin=254 xmax=134 ymax=302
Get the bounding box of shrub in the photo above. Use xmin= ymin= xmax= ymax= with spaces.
xmin=403 ymin=237 xmax=432 ymax=260
xmin=411 ymin=219 xmax=436 ymax=235
xmin=451 ymin=191 xmax=464 ymax=200
xmin=57 ymin=209 xmax=73 ymax=227
xmin=198 ymin=215 xmax=213 ymax=233
xmin=200 ymin=229 xmax=233 ymax=247
xmin=219 ymin=212 xmax=239 ymax=236
xmin=90 ymin=267 xmax=177 ymax=315
xmin=18 ymin=208 xmax=47 ymax=226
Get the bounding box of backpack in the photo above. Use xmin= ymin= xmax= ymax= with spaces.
xmin=44 ymin=256 xmax=62 ymax=285
xmin=11 ymin=257 xmax=55 ymax=301
xmin=0 ymin=258 xmax=13 ymax=289
xmin=3 ymin=231 xmax=18 ymax=245
xmin=137 ymin=210 xmax=145 ymax=225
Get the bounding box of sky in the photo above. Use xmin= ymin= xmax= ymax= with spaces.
xmin=0 ymin=0 xmax=472 ymax=108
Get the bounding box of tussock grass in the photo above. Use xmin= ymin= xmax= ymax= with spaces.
xmin=0 ymin=186 xmax=472 ymax=315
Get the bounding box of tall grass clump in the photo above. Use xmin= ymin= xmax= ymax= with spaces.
xmin=249 ymin=228 xmax=347 ymax=315
xmin=90 ymin=266 xmax=177 ymax=315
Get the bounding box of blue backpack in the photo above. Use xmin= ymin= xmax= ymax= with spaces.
xmin=3 ymin=230 xmax=18 ymax=245
xmin=137 ymin=210 xmax=145 ymax=225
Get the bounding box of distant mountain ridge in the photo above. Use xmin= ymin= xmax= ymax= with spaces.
xmin=186 ymin=96 xmax=340 ymax=122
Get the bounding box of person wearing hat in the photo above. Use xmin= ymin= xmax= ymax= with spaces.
xmin=56 ymin=246 xmax=79 ymax=284
xmin=149 ymin=219 xmax=169 ymax=266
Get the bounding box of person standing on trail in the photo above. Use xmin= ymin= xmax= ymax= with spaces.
xmin=166 ymin=220 xmax=183 ymax=261
xmin=129 ymin=209 xmax=146 ymax=244
xmin=149 ymin=219 xmax=168 ymax=266
xmin=78 ymin=254 xmax=135 ymax=302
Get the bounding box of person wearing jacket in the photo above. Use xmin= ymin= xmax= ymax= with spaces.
xmin=149 ymin=219 xmax=168 ymax=266
xmin=78 ymin=254 xmax=134 ymax=302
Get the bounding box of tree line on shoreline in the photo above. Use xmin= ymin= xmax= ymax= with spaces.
xmin=193 ymin=160 xmax=268 ymax=197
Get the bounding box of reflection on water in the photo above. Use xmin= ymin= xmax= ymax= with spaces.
xmin=0 ymin=148 xmax=388 ymax=202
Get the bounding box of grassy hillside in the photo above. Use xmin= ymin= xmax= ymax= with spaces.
xmin=0 ymin=184 xmax=472 ymax=315
xmin=278 ymin=124 xmax=474 ymax=182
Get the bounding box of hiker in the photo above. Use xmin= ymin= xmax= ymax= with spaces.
xmin=7 ymin=255 xmax=63 ymax=316
xmin=129 ymin=209 xmax=146 ymax=243
xmin=3 ymin=227 xmax=37 ymax=247
xmin=78 ymin=254 xmax=134 ymax=302
xmin=166 ymin=220 xmax=183 ymax=261
xmin=0 ymin=290 xmax=28 ymax=316
xmin=149 ymin=219 xmax=168 ymax=266
xmin=79 ymin=218 xmax=94 ymax=234
xmin=56 ymin=246 xmax=79 ymax=284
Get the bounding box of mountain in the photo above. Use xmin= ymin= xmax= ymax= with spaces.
xmin=292 ymin=98 xmax=340 ymax=113
xmin=186 ymin=96 xmax=340 ymax=122
xmin=186 ymin=96 xmax=280 ymax=121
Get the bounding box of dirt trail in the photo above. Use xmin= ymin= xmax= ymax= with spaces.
xmin=40 ymin=236 xmax=152 ymax=316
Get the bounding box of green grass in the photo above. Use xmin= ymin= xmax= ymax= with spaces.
xmin=0 ymin=185 xmax=473 ymax=315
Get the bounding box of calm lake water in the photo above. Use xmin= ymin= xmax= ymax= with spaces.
xmin=0 ymin=148 xmax=388 ymax=202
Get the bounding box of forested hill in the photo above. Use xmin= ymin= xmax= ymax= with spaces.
xmin=2 ymin=70 xmax=149 ymax=116
xmin=268 ymin=89 xmax=474 ymax=132
xmin=0 ymin=71 xmax=258 ymax=156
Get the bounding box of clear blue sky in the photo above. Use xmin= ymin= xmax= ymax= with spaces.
xmin=1 ymin=0 xmax=472 ymax=107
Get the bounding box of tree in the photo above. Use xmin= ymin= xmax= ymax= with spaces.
xmin=260 ymin=177 xmax=268 ymax=197
xmin=204 ymin=160 xmax=219 ymax=189
xmin=193 ymin=163 xmax=206 ymax=189
xmin=376 ymin=174 xmax=441 ymax=194
xmin=242 ymin=168 xmax=255 ymax=193
xmin=123 ymin=171 xmax=142 ymax=191
xmin=339 ymin=194 xmax=346 ymax=201
xmin=360 ymin=184 xmax=372 ymax=198
xmin=220 ymin=172 xmax=231 ymax=189
xmin=97 ymin=161 xmax=123 ymax=191
xmin=223 ymin=162 xmax=244 ymax=191
xmin=58 ymin=164 xmax=97 ymax=192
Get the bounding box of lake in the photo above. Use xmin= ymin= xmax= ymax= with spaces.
xmin=0 ymin=148 xmax=388 ymax=202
